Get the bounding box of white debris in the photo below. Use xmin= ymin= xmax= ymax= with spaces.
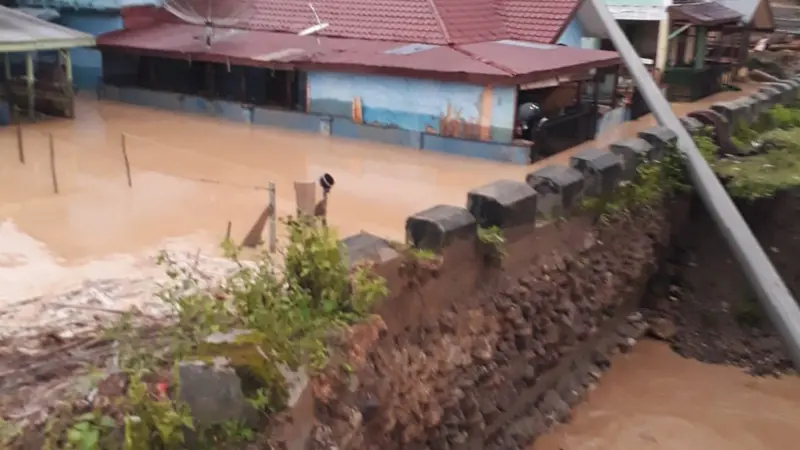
xmin=0 ymin=250 xmax=244 ymax=341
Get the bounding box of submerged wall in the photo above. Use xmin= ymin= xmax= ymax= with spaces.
xmin=98 ymin=85 xmax=531 ymax=164
xmin=306 ymin=72 xmax=517 ymax=143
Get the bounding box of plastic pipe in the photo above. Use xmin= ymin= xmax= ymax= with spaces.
xmin=590 ymin=0 xmax=800 ymax=369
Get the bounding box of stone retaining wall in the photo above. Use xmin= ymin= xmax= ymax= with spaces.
xmin=206 ymin=77 xmax=800 ymax=450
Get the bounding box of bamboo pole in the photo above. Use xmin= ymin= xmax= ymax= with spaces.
xmin=49 ymin=134 xmax=58 ymax=194
xmin=121 ymin=133 xmax=132 ymax=187
xmin=16 ymin=123 xmax=24 ymax=164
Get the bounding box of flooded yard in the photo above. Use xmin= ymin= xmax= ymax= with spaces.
xmin=0 ymin=86 xmax=758 ymax=319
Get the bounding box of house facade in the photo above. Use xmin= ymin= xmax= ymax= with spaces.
xmin=13 ymin=0 xmax=160 ymax=90
xmin=92 ymin=0 xmax=622 ymax=164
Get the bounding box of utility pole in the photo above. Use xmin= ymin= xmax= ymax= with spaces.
xmin=589 ymin=0 xmax=800 ymax=370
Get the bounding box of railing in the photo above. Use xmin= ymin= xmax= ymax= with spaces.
xmin=3 ymin=78 xmax=74 ymax=119
xmin=663 ymin=63 xmax=728 ymax=102
xmin=531 ymin=104 xmax=598 ymax=160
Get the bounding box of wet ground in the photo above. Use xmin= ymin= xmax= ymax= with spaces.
xmin=532 ymin=340 xmax=800 ymax=450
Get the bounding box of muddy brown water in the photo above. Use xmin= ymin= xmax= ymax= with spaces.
xmin=0 ymin=87 xmax=757 ymax=302
xmin=533 ymin=341 xmax=800 ymax=450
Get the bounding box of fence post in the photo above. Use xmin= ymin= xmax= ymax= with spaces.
xmin=49 ymin=134 xmax=58 ymax=194
xmin=121 ymin=133 xmax=132 ymax=187
xmin=268 ymin=182 xmax=277 ymax=253
xmin=16 ymin=122 xmax=24 ymax=164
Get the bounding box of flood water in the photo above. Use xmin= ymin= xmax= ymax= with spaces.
xmin=0 ymin=86 xmax=756 ymax=304
xmin=533 ymin=341 xmax=800 ymax=450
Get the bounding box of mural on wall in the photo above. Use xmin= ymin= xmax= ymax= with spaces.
xmin=306 ymin=72 xmax=517 ymax=143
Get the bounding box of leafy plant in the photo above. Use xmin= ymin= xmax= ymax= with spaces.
xmin=23 ymin=216 xmax=388 ymax=450
xmin=582 ymin=145 xmax=689 ymax=223
xmin=477 ymin=225 xmax=506 ymax=265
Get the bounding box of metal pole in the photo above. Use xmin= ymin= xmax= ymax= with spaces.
xmin=268 ymin=182 xmax=277 ymax=253
xmin=590 ymin=0 xmax=800 ymax=369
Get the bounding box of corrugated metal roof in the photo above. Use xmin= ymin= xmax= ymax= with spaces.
xmin=673 ymin=0 xmax=774 ymax=29
xmin=715 ymin=0 xmax=761 ymax=22
xmin=668 ymin=1 xmax=743 ymax=25
xmin=96 ymin=22 xmax=621 ymax=83
xmin=0 ymin=5 xmax=95 ymax=51
xmin=773 ymin=3 xmax=800 ymax=34
xmin=15 ymin=7 xmax=60 ymax=21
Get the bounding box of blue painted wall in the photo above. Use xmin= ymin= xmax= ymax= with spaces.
xmin=99 ymin=85 xmax=531 ymax=163
xmin=307 ymin=72 xmax=517 ymax=143
xmin=16 ymin=0 xmax=160 ymax=10
xmin=57 ymin=12 xmax=123 ymax=90
xmin=557 ymin=17 xmax=587 ymax=47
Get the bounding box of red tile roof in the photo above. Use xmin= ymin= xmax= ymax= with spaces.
xmin=131 ymin=0 xmax=580 ymax=45
xmin=499 ymin=0 xmax=581 ymax=44
xmin=97 ymin=22 xmax=620 ymax=84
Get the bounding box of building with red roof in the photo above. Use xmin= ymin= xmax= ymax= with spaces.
xmin=93 ymin=0 xmax=622 ymax=164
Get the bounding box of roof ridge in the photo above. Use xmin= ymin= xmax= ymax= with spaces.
xmin=452 ymin=45 xmax=517 ymax=76
xmin=426 ymin=0 xmax=452 ymax=43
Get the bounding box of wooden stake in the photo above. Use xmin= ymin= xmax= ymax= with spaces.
xmin=268 ymin=182 xmax=277 ymax=253
xmin=49 ymin=134 xmax=58 ymax=194
xmin=16 ymin=123 xmax=24 ymax=164
xmin=121 ymin=133 xmax=132 ymax=187
xmin=225 ymin=221 xmax=232 ymax=242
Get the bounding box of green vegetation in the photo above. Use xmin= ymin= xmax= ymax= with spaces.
xmin=11 ymin=216 xmax=387 ymax=450
xmin=583 ymin=101 xmax=800 ymax=221
xmin=582 ymin=145 xmax=690 ymax=223
xmin=477 ymin=225 xmax=507 ymax=265
xmin=710 ymin=104 xmax=800 ymax=199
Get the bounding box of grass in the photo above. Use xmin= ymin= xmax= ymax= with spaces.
xmin=721 ymin=124 xmax=800 ymax=199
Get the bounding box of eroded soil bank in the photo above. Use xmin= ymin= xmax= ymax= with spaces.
xmin=645 ymin=191 xmax=800 ymax=376
xmin=533 ymin=191 xmax=800 ymax=449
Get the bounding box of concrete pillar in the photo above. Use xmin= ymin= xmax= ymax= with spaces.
xmin=694 ymin=26 xmax=708 ymax=70
xmin=25 ymin=52 xmax=34 ymax=119
xmin=59 ymin=50 xmax=73 ymax=85
xmin=655 ymin=16 xmax=670 ymax=72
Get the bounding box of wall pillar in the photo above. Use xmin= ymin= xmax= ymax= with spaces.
xmin=655 ymin=16 xmax=670 ymax=72
xmin=694 ymin=26 xmax=708 ymax=70
xmin=59 ymin=50 xmax=73 ymax=85
xmin=25 ymin=52 xmax=34 ymax=120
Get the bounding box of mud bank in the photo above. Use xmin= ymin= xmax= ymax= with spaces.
xmin=645 ymin=190 xmax=800 ymax=376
